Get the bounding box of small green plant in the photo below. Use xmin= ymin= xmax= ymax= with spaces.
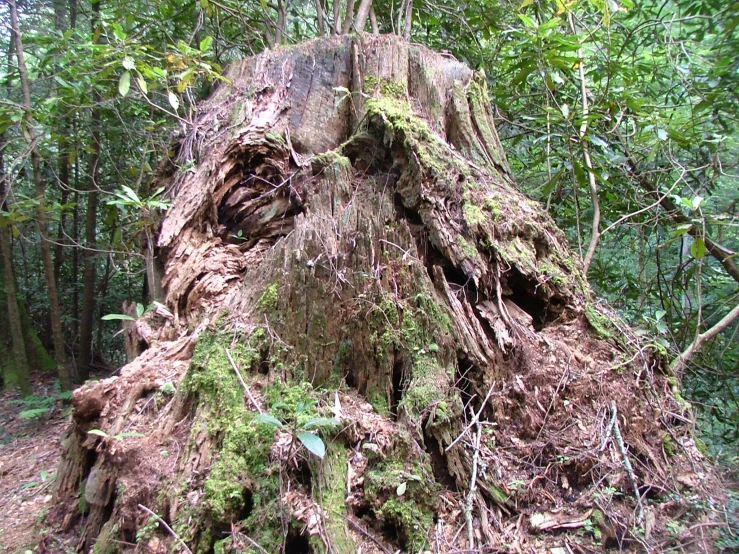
xmin=136 ymin=515 xmax=160 ymax=543
xmin=102 ymin=301 xmax=153 ymax=322
xmin=12 ymin=382 xmax=72 ymax=419
xmin=395 ymin=473 xmax=422 ymax=496
xmin=255 ymin=398 xmax=339 ymax=459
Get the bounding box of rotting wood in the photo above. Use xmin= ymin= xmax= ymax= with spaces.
xmin=50 ymin=34 xmax=722 ymax=554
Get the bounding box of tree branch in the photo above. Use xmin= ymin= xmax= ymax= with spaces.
xmin=671 ymin=300 xmax=739 ymax=373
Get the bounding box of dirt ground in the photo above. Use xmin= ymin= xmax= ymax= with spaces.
xmin=0 ymin=375 xmax=73 ymax=554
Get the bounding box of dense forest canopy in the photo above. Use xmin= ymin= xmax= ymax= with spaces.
xmin=0 ymin=0 xmax=738 ymax=551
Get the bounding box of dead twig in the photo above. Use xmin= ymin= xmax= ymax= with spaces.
xmin=447 ymin=382 xmax=496 ymax=451
xmin=340 ymin=514 xmax=393 ymax=554
xmin=224 ymin=347 xmax=263 ymax=414
xmin=609 ymin=401 xmax=644 ymax=523
xmin=233 ymin=524 xmax=269 ymax=554
xmin=138 ymin=503 xmax=193 ymax=554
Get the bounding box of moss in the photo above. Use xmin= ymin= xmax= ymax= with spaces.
xmin=661 ymin=433 xmax=676 ymax=457
xmin=256 ymin=283 xmax=279 ymax=313
xmin=484 ymin=195 xmax=503 ymax=221
xmin=457 ymin=235 xmax=479 ymax=260
xmin=363 ymin=74 xmax=378 ymax=93
xmin=175 ymin=329 xmax=282 ymax=554
xmin=366 ymin=385 xmax=390 ymax=415
xmin=363 ymin=75 xmax=406 ymax=99
xmin=314 ymin=150 xmax=352 ymax=173
xmin=364 ymin=97 xmax=468 ymax=180
xmin=538 ymin=260 xmax=569 ymax=287
xmin=584 ymin=303 xmax=616 ymax=340
xmin=462 ymin=201 xmax=486 ymax=227
xmin=265 ymin=131 xmax=286 ymax=145
xmin=367 ymin=285 xmax=454 ymax=422
xmin=313 ymin=444 xmax=354 ymax=554
xmin=264 ymin=380 xmax=319 ymax=425
xmin=667 ymin=375 xmax=693 ymax=414
xmin=365 ymin=458 xmax=437 ymax=552
xmin=92 ymin=522 xmax=120 ymax=554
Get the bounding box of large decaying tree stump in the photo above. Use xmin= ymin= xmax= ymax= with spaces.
xmin=52 ymin=35 xmax=719 ymax=554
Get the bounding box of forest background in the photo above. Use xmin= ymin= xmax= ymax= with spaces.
xmin=0 ymin=0 xmax=737 ymax=525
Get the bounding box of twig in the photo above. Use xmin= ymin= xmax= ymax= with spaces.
xmin=671 ymin=299 xmax=739 ymax=373
xmin=137 ymin=503 xmax=193 ymax=554
xmin=466 ymin=416 xmax=483 ymax=550
xmin=609 ymin=401 xmax=644 ymax=523
xmin=224 ymin=347 xmax=263 ymax=414
xmin=447 ymin=382 xmax=496 ymax=450
xmin=341 ymin=515 xmax=393 ymax=554
xmin=233 ymin=525 xmax=269 ymax=554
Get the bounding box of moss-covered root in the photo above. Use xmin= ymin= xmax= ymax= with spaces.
xmin=311 ymin=443 xmax=355 ymax=554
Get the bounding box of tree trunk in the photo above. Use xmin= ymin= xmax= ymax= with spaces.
xmin=52 ymin=35 xmax=717 ymax=554
xmin=77 ymin=0 xmax=101 ymax=382
xmin=0 ymin=133 xmax=31 ymax=394
xmin=8 ymin=0 xmax=71 ymax=391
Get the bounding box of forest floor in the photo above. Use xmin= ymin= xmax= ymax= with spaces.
xmin=0 ymin=374 xmax=74 ymax=554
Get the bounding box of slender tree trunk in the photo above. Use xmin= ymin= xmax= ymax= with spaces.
xmin=94 ymin=252 xmax=111 ymax=354
xmin=77 ymin=0 xmax=101 ymax=382
xmin=53 ymin=0 xmax=71 ymax=285
xmin=0 ymin=133 xmax=31 ymax=395
xmin=8 ymin=0 xmax=71 ymax=390
xmin=353 ymin=0 xmax=373 ymax=33
xmin=315 ymin=0 xmax=326 ymax=36
xmin=341 ymin=0 xmax=356 ymax=33
xmin=333 ymin=0 xmax=341 ymax=34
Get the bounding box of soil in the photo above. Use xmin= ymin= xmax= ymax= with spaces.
xmin=0 ymin=374 xmax=72 ymax=554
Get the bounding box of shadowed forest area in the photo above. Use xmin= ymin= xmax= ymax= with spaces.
xmin=0 ymin=0 xmax=738 ymax=553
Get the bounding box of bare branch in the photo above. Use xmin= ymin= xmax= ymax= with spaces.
xmin=671 ymin=300 xmax=739 ymax=373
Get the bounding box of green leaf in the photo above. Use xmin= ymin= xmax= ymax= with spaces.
xmin=136 ymin=75 xmax=148 ymax=95
xmin=690 ymin=237 xmax=706 ymax=259
xmin=101 ymin=313 xmax=136 ymax=321
xmin=119 ymin=71 xmax=131 ymax=97
xmin=396 ymin=481 xmax=407 ymax=495
xmin=657 ymin=128 xmax=668 ymax=141
xmin=122 ymin=56 xmax=135 ymax=70
xmin=297 ymin=432 xmax=325 ymax=458
xmin=88 ymin=429 xmax=110 ymax=438
xmin=113 ymin=432 xmax=145 ymax=439
xmin=168 ymin=91 xmax=180 ymax=111
xmin=256 ymin=414 xmax=284 ymax=429
xmin=301 ymin=417 xmax=340 ymax=430
xmin=199 ymin=36 xmax=213 ymax=52
xmin=518 ymin=13 xmax=537 ymax=28
xmin=136 ymin=303 xmax=145 ymax=317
